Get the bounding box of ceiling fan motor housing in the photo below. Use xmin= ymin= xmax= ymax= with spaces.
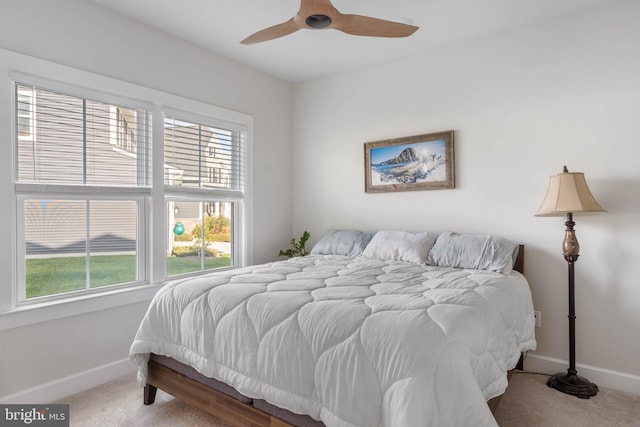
xmin=305 ymin=14 xmax=332 ymax=28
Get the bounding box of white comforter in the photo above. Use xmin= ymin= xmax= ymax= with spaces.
xmin=130 ymin=255 xmax=536 ymax=427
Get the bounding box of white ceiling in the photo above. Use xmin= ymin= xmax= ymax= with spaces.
xmin=88 ymin=0 xmax=617 ymax=83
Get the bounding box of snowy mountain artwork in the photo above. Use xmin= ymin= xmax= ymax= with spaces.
xmin=364 ymin=131 xmax=455 ymax=193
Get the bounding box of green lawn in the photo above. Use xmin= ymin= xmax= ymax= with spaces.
xmin=166 ymin=255 xmax=231 ymax=276
xmin=26 ymin=254 xmax=231 ymax=299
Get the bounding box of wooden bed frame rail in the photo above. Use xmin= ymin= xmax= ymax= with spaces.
xmin=146 ymin=361 xmax=293 ymax=427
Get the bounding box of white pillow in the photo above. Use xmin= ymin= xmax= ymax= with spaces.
xmin=427 ymin=232 xmax=519 ymax=273
xmin=361 ymin=231 xmax=439 ymax=264
xmin=310 ymin=230 xmax=375 ymax=257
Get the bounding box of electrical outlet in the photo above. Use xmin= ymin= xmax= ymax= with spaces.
xmin=534 ymin=311 xmax=541 ymax=328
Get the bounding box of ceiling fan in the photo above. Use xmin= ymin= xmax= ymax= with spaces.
xmin=241 ymin=0 xmax=419 ymax=45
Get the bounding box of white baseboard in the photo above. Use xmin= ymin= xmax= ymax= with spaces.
xmin=525 ymin=353 xmax=640 ymax=396
xmin=0 ymin=357 xmax=136 ymax=404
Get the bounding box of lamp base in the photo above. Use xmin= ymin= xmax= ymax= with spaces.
xmin=547 ymin=372 xmax=598 ymax=399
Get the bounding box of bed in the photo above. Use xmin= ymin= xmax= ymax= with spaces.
xmin=130 ymin=230 xmax=537 ymax=426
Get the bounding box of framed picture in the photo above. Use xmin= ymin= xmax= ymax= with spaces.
xmin=364 ymin=130 xmax=455 ymax=193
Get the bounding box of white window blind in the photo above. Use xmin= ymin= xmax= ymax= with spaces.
xmin=163 ymin=115 xmax=245 ymax=195
xmin=15 ymin=83 xmax=151 ymax=188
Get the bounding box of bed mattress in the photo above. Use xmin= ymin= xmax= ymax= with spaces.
xmin=130 ymin=254 xmax=536 ymax=427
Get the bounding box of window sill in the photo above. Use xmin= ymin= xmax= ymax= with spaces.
xmin=0 ymin=284 xmax=164 ymax=331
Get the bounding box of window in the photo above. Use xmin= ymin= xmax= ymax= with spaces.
xmin=14 ymin=83 xmax=151 ymax=302
xmin=164 ymin=114 xmax=246 ymax=277
xmin=16 ymin=87 xmax=34 ymax=140
xmin=167 ymin=200 xmax=233 ymax=276
xmin=114 ymin=107 xmax=137 ymax=153
xmin=12 ymin=78 xmax=250 ymax=305
xmin=21 ymin=198 xmax=141 ymax=299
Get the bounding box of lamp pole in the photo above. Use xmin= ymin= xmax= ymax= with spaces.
xmin=546 ymin=212 xmax=598 ymax=398
xmin=565 ymin=213 xmax=578 ymax=377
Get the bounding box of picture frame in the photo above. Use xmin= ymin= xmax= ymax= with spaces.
xmin=364 ymin=130 xmax=455 ymax=193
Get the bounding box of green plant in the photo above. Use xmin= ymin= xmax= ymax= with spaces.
xmin=193 ymin=215 xmax=232 ymax=247
xmin=171 ymin=246 xmax=218 ymax=258
xmin=174 ymin=231 xmax=193 ymax=242
xmin=279 ymin=231 xmax=310 ymax=258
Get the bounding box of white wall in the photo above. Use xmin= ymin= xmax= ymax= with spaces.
xmin=292 ymin=0 xmax=640 ymax=392
xmin=1 ymin=0 xmax=638 ymax=403
xmin=0 ymin=0 xmax=292 ymax=399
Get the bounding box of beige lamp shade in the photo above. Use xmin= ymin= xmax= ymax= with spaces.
xmin=535 ymin=167 xmax=606 ymax=216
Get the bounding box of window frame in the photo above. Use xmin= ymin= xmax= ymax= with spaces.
xmin=1 ymin=58 xmax=253 ymax=329
xmin=15 ymin=193 xmax=148 ymax=304
xmin=162 ymin=108 xmax=248 ymax=274
xmin=13 ymin=80 xmax=154 ymax=305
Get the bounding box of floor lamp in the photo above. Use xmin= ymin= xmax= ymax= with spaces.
xmin=535 ymin=166 xmax=606 ymax=399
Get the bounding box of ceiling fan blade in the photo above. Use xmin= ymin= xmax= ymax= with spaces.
xmin=334 ymin=14 xmax=419 ymax=38
xmin=241 ymin=18 xmax=300 ymax=45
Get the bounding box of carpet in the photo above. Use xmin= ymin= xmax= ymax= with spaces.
xmin=58 ymin=372 xmax=640 ymax=426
